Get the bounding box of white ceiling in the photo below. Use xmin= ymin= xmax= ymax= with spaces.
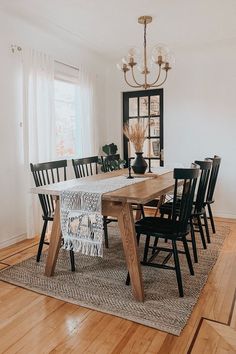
xmin=1 ymin=0 xmax=236 ymax=60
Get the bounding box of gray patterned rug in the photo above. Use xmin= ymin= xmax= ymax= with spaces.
xmin=0 ymin=224 xmax=229 ymax=335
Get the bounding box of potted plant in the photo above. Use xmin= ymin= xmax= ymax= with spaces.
xmin=99 ymin=143 xmax=125 ymax=171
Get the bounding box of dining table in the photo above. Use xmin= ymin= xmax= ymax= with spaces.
xmin=31 ymin=168 xmax=176 ymax=302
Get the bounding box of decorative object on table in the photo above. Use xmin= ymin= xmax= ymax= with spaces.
xmin=99 ymin=144 xmax=126 ymax=172
xmin=127 ymin=157 xmax=134 ymax=179
xmin=0 ymin=224 xmax=229 ymax=335
xmin=60 ymin=176 xmax=148 ymax=258
xmin=123 ymin=119 xmax=148 ymax=174
xmin=132 ymin=152 xmax=148 ymax=174
xmin=117 ymin=16 xmax=174 ymax=90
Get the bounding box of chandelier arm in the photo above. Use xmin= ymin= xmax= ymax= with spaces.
xmin=131 ymin=66 xmax=143 ymax=86
xmin=148 ymin=64 xmax=162 ymax=86
xmin=124 ymin=72 xmax=142 ymax=88
xmin=152 ymin=71 xmax=168 ymax=88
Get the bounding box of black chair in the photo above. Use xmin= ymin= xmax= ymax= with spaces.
xmin=127 ymin=166 xmax=199 ymax=297
xmin=159 ymin=160 xmax=212 ymax=263
xmin=72 ymin=156 xmax=112 ymax=248
xmin=72 ymin=156 xmax=99 ymax=178
xmin=30 ymin=160 xmax=75 ymax=270
xmin=205 ymin=156 xmax=221 ymax=234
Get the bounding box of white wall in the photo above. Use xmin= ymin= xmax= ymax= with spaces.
xmin=0 ymin=11 xmax=109 ymax=247
xmin=105 ymin=40 xmax=236 ymax=218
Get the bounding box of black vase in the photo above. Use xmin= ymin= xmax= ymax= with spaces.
xmin=132 ymin=152 xmax=148 ymax=174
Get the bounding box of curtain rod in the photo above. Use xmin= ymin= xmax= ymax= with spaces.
xmin=55 ymin=60 xmax=79 ymax=71
xmin=11 ymin=45 xmax=79 ymax=71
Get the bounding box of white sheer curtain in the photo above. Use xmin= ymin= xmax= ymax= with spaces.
xmin=75 ymin=66 xmax=99 ymax=157
xmin=22 ymin=48 xmax=55 ymax=238
xmin=22 ymin=51 xmax=98 ymax=238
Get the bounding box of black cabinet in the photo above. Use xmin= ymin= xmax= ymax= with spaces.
xmin=123 ymin=89 xmax=164 ymax=170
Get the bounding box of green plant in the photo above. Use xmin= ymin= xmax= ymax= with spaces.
xmin=102 ymin=143 xmax=118 ymax=155
xmin=98 ymin=143 xmax=126 ymax=171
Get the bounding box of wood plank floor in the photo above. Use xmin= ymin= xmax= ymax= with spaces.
xmin=0 ymin=218 xmax=236 ymax=353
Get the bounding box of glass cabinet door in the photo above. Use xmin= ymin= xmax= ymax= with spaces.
xmin=123 ymin=89 xmax=164 ymax=170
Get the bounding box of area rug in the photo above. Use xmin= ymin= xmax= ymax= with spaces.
xmin=0 ymin=225 xmax=230 ymax=336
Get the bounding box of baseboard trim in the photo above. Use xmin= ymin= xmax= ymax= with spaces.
xmin=214 ymin=211 xmax=236 ymax=219
xmin=0 ymin=233 xmax=27 ymax=249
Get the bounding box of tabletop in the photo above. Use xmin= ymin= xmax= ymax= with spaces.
xmin=31 ymin=168 xmax=174 ymax=204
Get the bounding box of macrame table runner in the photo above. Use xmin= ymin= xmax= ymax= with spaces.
xmin=60 ymin=175 xmax=149 ymax=257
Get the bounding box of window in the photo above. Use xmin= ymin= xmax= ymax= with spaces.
xmin=54 ymin=61 xmax=80 ymax=158
xmin=54 ymin=79 xmax=77 ymax=158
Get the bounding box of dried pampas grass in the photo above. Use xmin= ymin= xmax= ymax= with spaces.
xmin=123 ymin=119 xmax=149 ymax=152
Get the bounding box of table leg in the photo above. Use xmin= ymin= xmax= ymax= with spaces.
xmin=45 ymin=199 xmax=62 ymax=276
xmin=117 ymin=202 xmax=144 ymax=302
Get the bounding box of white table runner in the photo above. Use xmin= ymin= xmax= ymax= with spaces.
xmin=60 ymin=175 xmax=149 ymax=257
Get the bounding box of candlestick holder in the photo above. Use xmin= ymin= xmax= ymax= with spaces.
xmin=127 ymin=158 xmax=134 ymax=179
xmin=148 ymin=157 xmax=152 ymax=173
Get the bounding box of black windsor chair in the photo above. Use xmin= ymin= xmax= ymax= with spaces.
xmin=159 ymin=160 xmax=212 ymax=263
xmin=127 ymin=166 xmax=199 ymax=297
xmin=204 ymin=156 xmax=221 ymax=234
xmin=72 ymin=156 xmax=99 ymax=178
xmin=30 ymin=160 xmax=75 ymax=271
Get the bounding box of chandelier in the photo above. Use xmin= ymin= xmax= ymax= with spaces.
xmin=117 ymin=16 xmax=174 ymax=90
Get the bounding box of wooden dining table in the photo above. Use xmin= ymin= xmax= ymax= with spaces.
xmin=31 ymin=168 xmax=176 ymax=302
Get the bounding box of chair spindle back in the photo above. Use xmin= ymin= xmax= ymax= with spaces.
xmin=30 ymin=160 xmax=67 ymax=216
xmin=72 ymin=156 xmax=99 ymax=178
xmin=205 ymin=156 xmax=221 ymax=203
xmin=172 ymin=166 xmax=199 ymax=231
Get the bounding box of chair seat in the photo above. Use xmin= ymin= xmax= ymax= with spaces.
xmin=135 ymin=217 xmax=190 ymax=238
xmin=42 ymin=213 xmax=54 ymax=221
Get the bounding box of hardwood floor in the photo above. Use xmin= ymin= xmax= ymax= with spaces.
xmin=0 ymin=218 xmax=236 ymax=353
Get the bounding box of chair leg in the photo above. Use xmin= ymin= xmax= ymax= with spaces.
xmin=197 ymin=215 xmax=207 ymax=249
xmin=125 ymin=272 xmax=130 ymax=286
xmin=143 ymin=235 xmax=151 ymax=263
xmin=190 ymin=218 xmax=198 ymax=263
xmin=103 ymin=216 xmax=109 ymax=248
xmin=140 ymin=204 xmax=145 ymax=218
xmin=207 ymin=203 xmax=216 ymax=234
xmin=152 ymin=235 xmax=160 ymax=254
xmin=70 ymin=250 xmax=75 ymax=272
xmin=203 ymin=211 xmax=211 ymax=243
xmin=36 ymin=220 xmax=48 ymax=262
xmin=172 ymin=239 xmax=184 ymax=297
xmin=182 ymin=235 xmax=194 ymax=275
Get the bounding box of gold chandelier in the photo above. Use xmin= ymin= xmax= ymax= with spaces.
xmin=117 ymin=16 xmax=174 ymax=90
